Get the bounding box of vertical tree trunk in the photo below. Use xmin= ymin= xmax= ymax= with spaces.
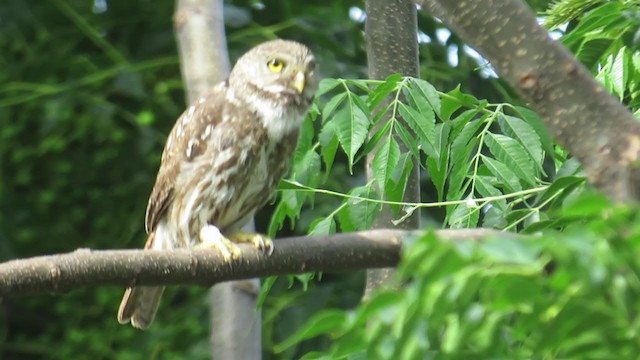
xmin=364 ymin=0 xmax=421 ymax=298
xmin=174 ymin=1 xmax=261 ymax=358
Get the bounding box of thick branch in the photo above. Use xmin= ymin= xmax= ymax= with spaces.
xmin=420 ymin=0 xmax=640 ymax=202
xmin=0 ymin=229 xmax=508 ymax=297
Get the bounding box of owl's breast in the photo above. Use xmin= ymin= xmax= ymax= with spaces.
xmin=215 ymin=129 xmax=298 ymax=232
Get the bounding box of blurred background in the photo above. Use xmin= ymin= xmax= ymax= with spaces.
xmin=0 ymin=0 xmax=529 ymax=358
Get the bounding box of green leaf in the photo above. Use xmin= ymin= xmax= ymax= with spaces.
xmin=316 ymin=78 xmax=341 ymax=97
xmin=320 ymin=132 xmax=340 ymax=177
xmin=576 ymin=38 xmax=613 ymax=70
xmin=498 ymin=115 xmax=545 ymax=174
xmin=610 ymin=46 xmax=627 ymax=100
xmin=484 ymin=133 xmax=536 ymax=186
xmin=332 ymin=94 xmax=371 ymax=172
xmin=478 ymin=236 xmax=541 ymax=265
xmin=345 ymin=79 xmax=371 ymax=93
xmin=512 ymin=106 xmax=555 ymax=156
xmin=368 ymin=73 xmax=402 ymax=110
xmin=406 ymin=77 xmax=441 ymax=117
xmin=338 ymin=186 xmax=382 ymax=231
xmin=536 ymin=175 xmax=585 ymax=207
xmin=373 ymin=136 xmax=400 ymax=193
xmin=556 ymin=158 xmax=583 ymax=178
xmin=309 ymin=216 xmax=336 ymax=236
xmin=561 ymin=192 xmax=612 ymax=218
xmin=360 ymin=120 xmax=392 ymax=160
xmin=274 ymin=310 xmax=347 ymax=353
xmin=481 ymin=156 xmax=522 ymax=192
xmin=440 ymin=85 xmax=479 ymax=121
xmin=448 ymin=200 xmax=480 ymax=229
xmin=256 ymin=276 xmax=278 ymax=309
xmin=475 ymin=176 xmax=507 ymax=211
xmin=277 ymin=179 xmax=310 ymax=191
xmin=322 ymin=92 xmax=347 ymax=121
xmin=398 ymin=102 xmax=435 ymax=151
xmin=386 ymin=152 xmax=414 ymax=213
xmin=428 ymin=122 xmax=451 ymax=200
xmin=561 ymin=3 xmax=625 ymax=48
xmin=292 ymin=148 xmax=321 ymax=188
xmin=448 ymin=119 xmax=483 ymax=199
xmin=393 ymin=121 xmax=420 ymax=160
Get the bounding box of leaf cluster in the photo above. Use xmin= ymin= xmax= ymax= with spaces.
xmin=278 ymin=197 xmax=640 ymax=359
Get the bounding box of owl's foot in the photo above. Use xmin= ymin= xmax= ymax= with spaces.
xmin=228 ymin=231 xmax=274 ymax=256
xmin=198 ymin=225 xmax=242 ymax=263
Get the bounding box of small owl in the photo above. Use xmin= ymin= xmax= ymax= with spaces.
xmin=117 ymin=39 xmax=318 ymax=329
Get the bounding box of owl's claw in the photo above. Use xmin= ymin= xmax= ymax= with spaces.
xmin=198 ymin=225 xmax=242 ymax=263
xmin=228 ymin=231 xmax=274 ymax=256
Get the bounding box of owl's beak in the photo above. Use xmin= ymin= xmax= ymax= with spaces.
xmin=292 ymin=71 xmax=306 ymax=94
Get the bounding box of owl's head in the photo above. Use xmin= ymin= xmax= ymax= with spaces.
xmin=229 ymin=39 xmax=319 ymax=105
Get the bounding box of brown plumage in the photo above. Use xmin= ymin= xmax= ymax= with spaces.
xmin=117 ymin=40 xmax=318 ymax=329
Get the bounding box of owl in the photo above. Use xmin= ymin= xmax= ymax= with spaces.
xmin=117 ymin=39 xmax=318 ymax=329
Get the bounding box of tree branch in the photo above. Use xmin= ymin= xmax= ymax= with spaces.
xmin=420 ymin=0 xmax=640 ymax=202
xmin=0 ymin=229 xmax=510 ymax=297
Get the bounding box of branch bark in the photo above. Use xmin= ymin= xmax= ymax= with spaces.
xmin=420 ymin=0 xmax=640 ymax=202
xmin=0 ymin=229 xmax=509 ymax=297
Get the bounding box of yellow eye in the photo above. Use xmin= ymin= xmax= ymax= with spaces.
xmin=267 ymin=58 xmax=285 ymax=73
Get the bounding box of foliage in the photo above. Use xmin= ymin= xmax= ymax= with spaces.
xmin=263 ymin=0 xmax=640 ymax=358
xmin=545 ymin=0 xmax=640 ymax=109
xmin=270 ymin=75 xmax=582 ymax=238
xmin=276 ymin=196 xmax=640 ymax=359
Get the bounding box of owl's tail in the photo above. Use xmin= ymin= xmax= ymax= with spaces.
xmin=117 ymin=231 xmax=168 ymax=329
xmin=117 ymin=286 xmax=165 ymax=329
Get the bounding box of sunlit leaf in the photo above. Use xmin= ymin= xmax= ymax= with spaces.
xmin=338 ymin=186 xmax=381 ymax=231
xmin=448 ymin=200 xmax=480 ymax=229
xmin=322 ymin=92 xmax=347 ymax=121
xmin=481 ymin=156 xmax=522 ymax=192
xmin=610 ymin=46 xmax=627 ymax=100
xmin=512 ymin=106 xmax=555 ymax=156
xmin=367 ymin=73 xmax=402 ymax=110
xmin=331 ymin=94 xmax=371 ymax=172
xmin=440 ymin=85 xmax=479 ymax=121
xmin=398 ymin=102 xmax=435 ymax=150
xmin=428 ymin=122 xmax=451 ymax=201
xmin=373 ymin=136 xmax=400 ymax=194
xmin=386 ymin=152 xmax=414 ymax=207
xmin=316 ymin=78 xmax=342 ymax=97
xmin=475 ymin=176 xmax=507 ymax=211
xmin=408 ymin=77 xmax=442 ymax=117
xmin=484 ymin=133 xmax=536 ymax=186
xmin=393 ymin=121 xmax=420 ymax=160
xmin=498 ymin=115 xmax=545 ymax=174
xmin=360 ymin=120 xmax=392 ymax=159
xmin=309 ymin=216 xmax=336 ymax=235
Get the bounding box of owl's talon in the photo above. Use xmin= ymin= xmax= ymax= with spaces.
xmin=198 ymin=225 xmax=242 ymax=263
xmin=229 ymin=231 xmax=274 ymax=256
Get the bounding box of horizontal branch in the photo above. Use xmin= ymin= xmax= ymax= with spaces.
xmin=0 ymin=229 xmax=509 ymax=296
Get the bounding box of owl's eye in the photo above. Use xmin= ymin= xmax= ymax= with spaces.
xmin=267 ymin=58 xmax=285 ymax=73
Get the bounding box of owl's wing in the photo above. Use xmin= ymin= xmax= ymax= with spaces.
xmin=144 ymin=84 xmax=229 ymax=234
